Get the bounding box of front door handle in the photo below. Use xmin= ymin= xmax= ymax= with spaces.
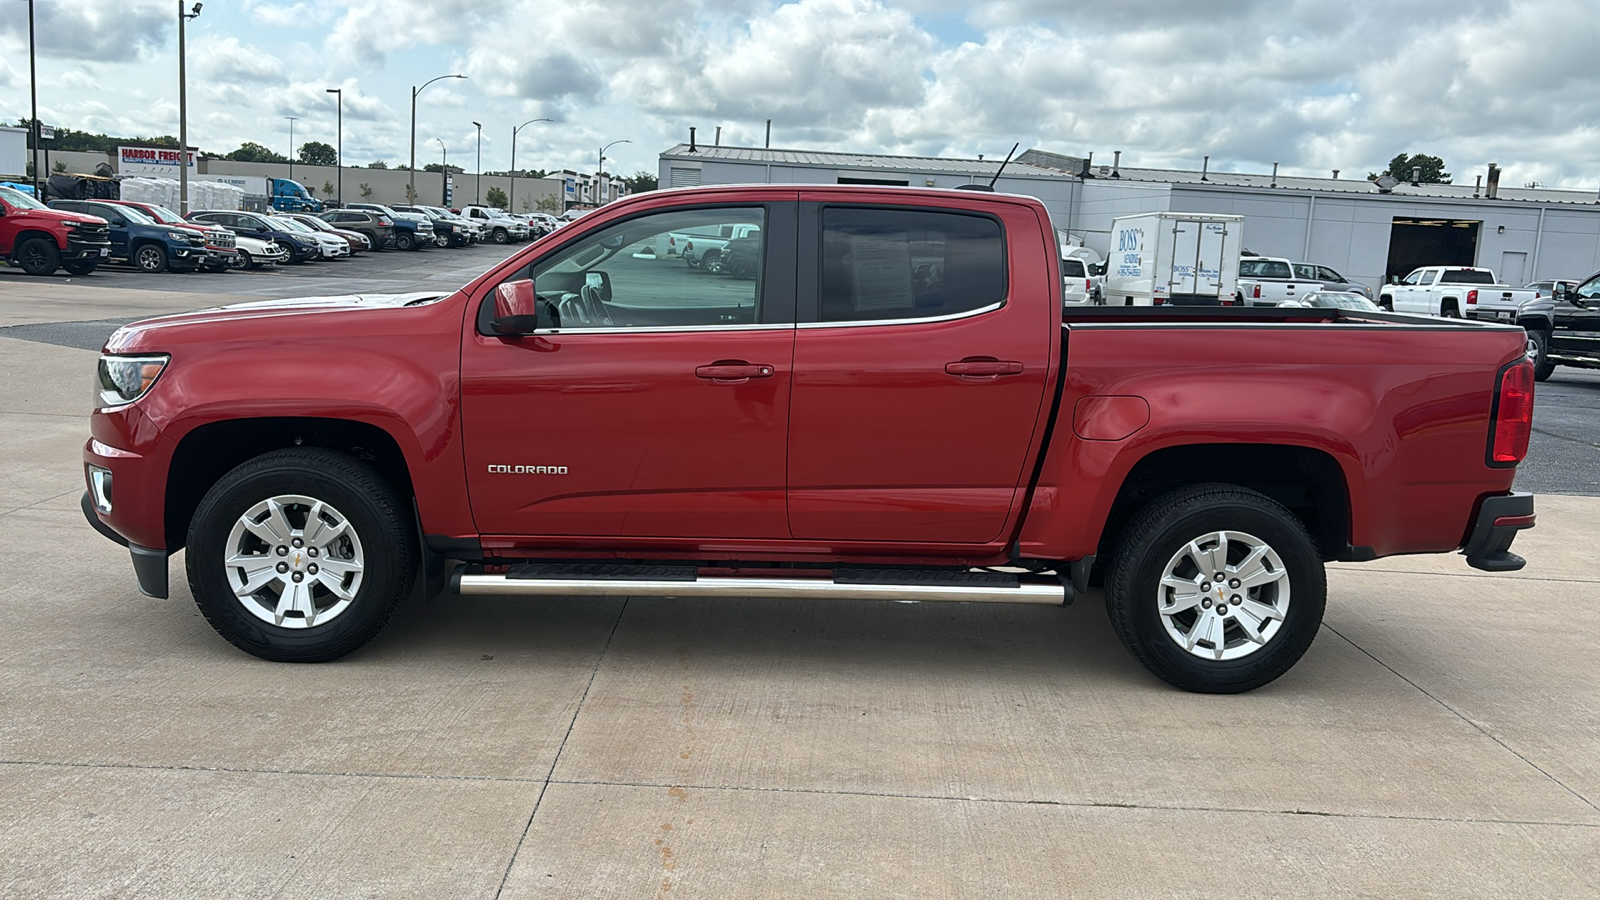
xmin=945 ymin=357 xmax=1024 ymax=378
xmin=696 ymin=361 xmax=775 ymax=384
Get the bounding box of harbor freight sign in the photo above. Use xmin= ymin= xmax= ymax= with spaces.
xmin=118 ymin=146 xmax=197 ymax=176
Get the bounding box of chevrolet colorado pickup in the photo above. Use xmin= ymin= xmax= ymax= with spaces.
xmin=82 ymin=186 xmax=1537 ymax=693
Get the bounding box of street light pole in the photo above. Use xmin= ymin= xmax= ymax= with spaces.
xmin=472 ymin=121 xmax=482 ymax=206
xmin=177 ymin=1 xmax=201 ymax=214
xmin=410 ymin=73 xmax=466 ymax=205
xmin=598 ymin=139 xmax=630 ymax=206
xmin=435 ymin=138 xmax=447 ymax=205
xmin=326 ymin=88 xmax=342 ymax=206
xmin=285 ymin=115 xmax=297 ymax=180
xmin=26 ymin=0 xmax=39 ymax=197
xmin=510 ymin=117 xmax=550 ymax=213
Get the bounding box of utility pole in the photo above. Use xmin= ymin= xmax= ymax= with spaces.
xmin=410 ymin=74 xmax=466 ymax=206
xmin=510 ymin=117 xmax=550 ymax=213
xmin=326 ymin=88 xmax=342 ymax=206
xmin=27 ymin=0 xmax=40 ymax=196
xmin=435 ymin=138 xmax=447 ymax=205
xmin=178 ymin=2 xmax=202 ymax=214
xmin=472 ymin=121 xmax=482 ymax=206
xmin=285 ymin=115 xmax=298 ymax=180
xmin=599 ymin=139 xmax=630 ymax=206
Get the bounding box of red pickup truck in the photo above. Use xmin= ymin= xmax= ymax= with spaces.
xmin=82 ymin=186 xmax=1536 ymax=693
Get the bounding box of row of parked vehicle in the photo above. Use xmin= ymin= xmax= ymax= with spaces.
xmin=0 ymin=183 xmax=570 ymax=277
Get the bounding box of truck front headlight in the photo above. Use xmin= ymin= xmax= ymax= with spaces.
xmin=96 ymin=354 xmax=169 ymax=408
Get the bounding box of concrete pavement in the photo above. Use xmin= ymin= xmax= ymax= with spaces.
xmin=1 ymin=290 xmax=1597 ymax=898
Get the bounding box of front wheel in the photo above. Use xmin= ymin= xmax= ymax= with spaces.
xmin=1105 ymin=484 xmax=1326 ymax=693
xmin=1529 ymin=328 xmax=1556 ymax=381
xmin=393 ymin=231 xmax=415 ymax=251
xmin=491 ymin=228 xmax=509 ymax=245
xmin=134 ymin=244 xmax=168 ymax=273
xmin=16 ymin=237 xmax=60 ymax=275
xmin=186 ymin=448 xmax=417 ymax=662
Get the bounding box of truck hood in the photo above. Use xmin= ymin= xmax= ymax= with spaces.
xmin=104 ymin=292 xmax=453 ymax=353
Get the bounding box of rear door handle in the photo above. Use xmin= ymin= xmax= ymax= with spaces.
xmin=696 ymin=362 xmax=775 ymax=383
xmin=945 ymin=358 xmax=1024 ymax=377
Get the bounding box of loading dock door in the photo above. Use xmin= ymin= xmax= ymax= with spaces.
xmin=1385 ymin=218 xmax=1480 ymax=282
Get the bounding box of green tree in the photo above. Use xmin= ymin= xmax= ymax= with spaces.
xmin=536 ymin=195 xmax=562 ymax=213
xmin=484 ymin=185 xmax=508 ymax=208
xmin=359 ymin=183 xmax=373 ymax=198
xmin=623 ymin=171 xmax=657 ymax=193
xmin=298 ymin=141 xmax=337 ymax=167
xmin=1377 ymin=153 xmax=1450 ymax=184
xmin=404 ymin=183 xmax=417 ymax=203
xmin=367 ymin=160 xmax=388 ymax=169
xmin=322 ymin=180 xmax=335 ymax=196
xmin=53 ymin=159 xmax=67 ymax=173
xmin=422 ymin=163 xmax=462 ymax=173
xmin=227 ymin=141 xmax=287 ymax=163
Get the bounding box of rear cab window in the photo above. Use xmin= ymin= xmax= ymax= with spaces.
xmin=1241 ymin=259 xmax=1292 ymax=279
xmin=1061 ymin=258 xmax=1087 ymax=278
xmin=1441 ymin=269 xmax=1496 ymax=285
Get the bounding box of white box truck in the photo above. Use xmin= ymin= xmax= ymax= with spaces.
xmin=1104 ymin=213 xmax=1244 ymax=306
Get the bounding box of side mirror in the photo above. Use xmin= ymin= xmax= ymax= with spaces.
xmin=491 ymin=280 xmax=556 ymax=335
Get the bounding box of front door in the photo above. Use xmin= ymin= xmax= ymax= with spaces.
xmin=461 ymin=201 xmax=798 ymax=540
xmin=1551 ymin=276 xmax=1600 ymax=362
xmin=787 ymin=200 xmax=1053 ymax=544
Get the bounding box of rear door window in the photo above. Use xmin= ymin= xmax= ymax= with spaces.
xmin=817 ymin=207 xmax=1005 ymax=322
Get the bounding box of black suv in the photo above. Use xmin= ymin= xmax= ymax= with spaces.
xmin=320 ymin=209 xmax=396 ymax=250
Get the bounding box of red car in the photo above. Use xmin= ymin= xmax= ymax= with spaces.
xmin=81 ymin=186 xmax=1535 ymax=692
xmin=0 ymin=183 xmax=112 ymax=275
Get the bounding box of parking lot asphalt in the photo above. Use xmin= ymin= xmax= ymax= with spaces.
xmin=2 ymin=261 xmax=1598 ymax=897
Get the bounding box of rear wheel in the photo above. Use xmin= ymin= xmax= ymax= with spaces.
xmin=1441 ymin=300 xmax=1460 ymax=318
xmin=1105 ymin=484 xmax=1326 ymax=693
xmin=63 ymin=259 xmax=99 ymax=276
xmin=16 ymin=237 xmax=60 ymax=275
xmin=186 ymin=448 xmax=417 ymax=663
xmin=1378 ymin=296 xmax=1393 ymax=311
xmin=134 ymin=244 xmax=168 ymax=273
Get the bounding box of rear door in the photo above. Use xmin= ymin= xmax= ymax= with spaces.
xmin=461 ymin=199 xmax=799 ymax=541
xmin=1168 ymin=219 xmax=1202 ymax=297
xmin=786 ymin=196 xmax=1054 ymax=544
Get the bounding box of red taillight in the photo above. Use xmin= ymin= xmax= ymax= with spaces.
xmin=1084 ymin=278 xmax=1091 ymax=293
xmin=1467 ymin=289 xmax=1478 ymax=305
xmin=1153 ymin=297 xmax=1165 ymax=306
xmin=1221 ymin=297 xmax=1235 ymax=306
xmin=685 ymin=240 xmax=693 ymax=252
xmin=1252 ymin=284 xmax=1261 ymax=299
xmin=379 ymin=217 xmax=392 ymax=225
xmin=1489 ymin=358 xmax=1534 ymax=466
xmin=668 ymin=235 xmax=676 ymax=247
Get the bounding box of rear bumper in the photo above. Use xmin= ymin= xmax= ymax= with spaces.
xmin=1462 ymin=491 xmax=1535 ymax=572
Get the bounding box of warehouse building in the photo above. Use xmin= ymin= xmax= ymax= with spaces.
xmin=658 ymin=143 xmax=1600 ymax=289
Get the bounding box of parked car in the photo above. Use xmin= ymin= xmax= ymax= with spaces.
xmin=318 ymin=209 xmax=395 ymax=250
xmin=344 ymin=203 xmax=435 ymax=251
xmin=103 ymin=199 xmax=238 ymax=271
xmin=282 ymin=214 xmax=370 ymax=253
xmin=1293 ymin=262 xmax=1371 ymax=299
xmin=1106 ymin=213 xmax=1243 ymax=306
xmin=459 ymin=205 xmax=529 ymax=244
xmin=188 ymin=210 xmax=320 ymax=264
xmin=1381 ymin=266 xmax=1536 ymax=319
xmin=270 ymin=216 xmax=350 ymax=259
xmin=82 ymin=185 xmax=1536 ymax=695
xmin=0 ymin=182 xmax=111 ymax=276
xmin=393 ymin=205 xmax=472 ymax=247
xmin=670 ymin=222 xmax=760 ymax=271
xmin=716 ymin=234 xmax=760 ymax=279
xmin=227 ymin=233 xmax=290 ymax=269
xmin=1061 ymin=256 xmax=1093 ymax=306
xmin=1545 ymin=277 xmax=1600 ymax=381
xmin=1237 ymin=256 xmax=1306 ymax=305
xmin=49 ymin=198 xmax=208 ymax=273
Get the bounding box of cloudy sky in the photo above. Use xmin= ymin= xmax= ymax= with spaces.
xmin=2 ymin=0 xmax=1596 ymax=187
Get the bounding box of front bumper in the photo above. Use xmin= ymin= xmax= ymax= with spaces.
xmin=65 ymin=235 xmax=113 ymax=262
xmin=1462 ymin=491 xmax=1534 ymax=572
xmin=81 ymin=492 xmax=169 ymax=598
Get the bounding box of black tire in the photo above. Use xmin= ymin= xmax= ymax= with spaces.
xmin=63 ymin=259 xmax=99 ymax=276
xmin=491 ymin=227 xmax=509 ymax=245
xmin=231 ymin=250 xmax=253 ymax=269
xmin=16 ymin=237 xmax=60 ymax=275
xmin=1378 ymin=297 xmax=1393 ymax=311
xmin=134 ymin=244 xmax=168 ymax=273
xmin=1105 ymin=484 xmax=1326 ymax=694
xmin=1441 ymin=300 xmax=1460 ymax=318
xmin=703 ymin=251 xmax=723 ymax=274
xmin=185 ymin=448 xmax=418 ymax=663
xmin=1530 ymin=328 xmax=1556 ymax=381
xmin=394 ymin=231 xmax=415 ymax=251
xmin=726 ymin=257 xmax=755 ymax=279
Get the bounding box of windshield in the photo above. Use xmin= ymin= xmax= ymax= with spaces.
xmin=296 ymin=216 xmax=334 ymax=231
xmin=0 ymin=185 xmax=48 ymax=209
xmin=136 ymin=204 xmax=185 ymax=225
xmin=116 ymin=205 xmax=156 ymax=225
xmin=271 ymin=217 xmax=313 ymax=233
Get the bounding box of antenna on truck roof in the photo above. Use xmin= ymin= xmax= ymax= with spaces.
xmin=954 ymin=142 xmax=1020 ymax=192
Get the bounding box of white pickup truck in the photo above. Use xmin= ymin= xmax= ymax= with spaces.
xmin=1380 ymin=266 xmax=1537 ymax=319
xmin=668 ymin=223 xmax=761 ymax=271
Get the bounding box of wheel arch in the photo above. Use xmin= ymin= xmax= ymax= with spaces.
xmin=1097 ymin=443 xmax=1353 ymax=564
xmin=165 ymin=416 xmax=415 ymax=551
xmin=10 ymin=228 xmax=63 ymax=253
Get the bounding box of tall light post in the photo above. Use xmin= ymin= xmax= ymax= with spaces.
xmin=598 ymin=139 xmax=630 ymax=206
xmin=510 ymin=117 xmax=550 ymax=213
xmin=326 ymin=88 xmax=342 ymax=206
xmin=472 ymin=121 xmax=482 ymax=206
xmin=26 ymin=0 xmax=39 ymax=197
xmin=284 ymin=115 xmax=298 ymax=180
xmin=435 ymin=137 xmax=448 ymax=205
xmin=177 ymin=1 xmax=202 ymax=214
xmin=410 ymin=73 xmax=465 ymax=205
